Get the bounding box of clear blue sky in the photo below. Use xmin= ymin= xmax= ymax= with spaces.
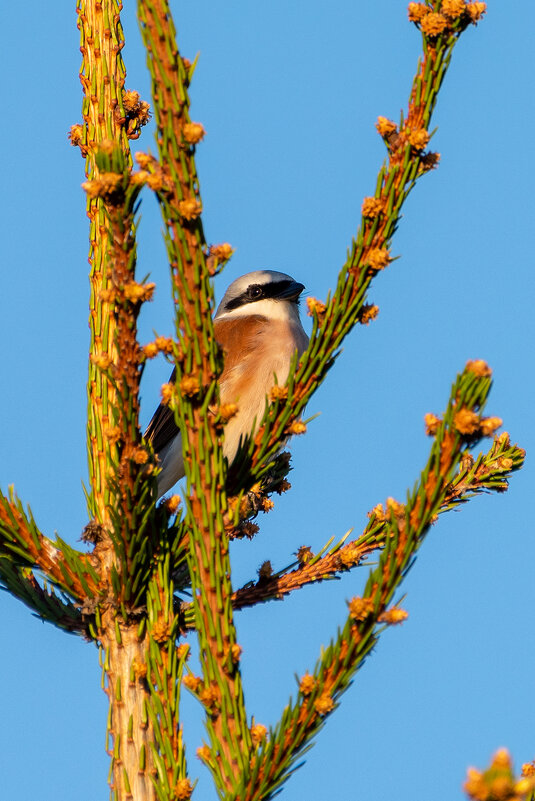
xmin=1 ymin=2 xmax=534 ymax=799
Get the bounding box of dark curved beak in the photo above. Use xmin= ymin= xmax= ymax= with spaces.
xmin=276 ymin=280 xmax=305 ymax=302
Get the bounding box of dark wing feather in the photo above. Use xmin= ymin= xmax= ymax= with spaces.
xmin=144 ymin=367 xmax=179 ymax=455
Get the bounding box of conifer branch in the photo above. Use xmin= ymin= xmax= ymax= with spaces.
xmin=463 ymin=747 xmax=535 ymax=801
xmin=0 ymin=564 xmax=85 ymax=634
xmin=143 ymin=559 xmax=189 ymax=798
xmin=230 ymin=2 xmax=487 ymax=495
xmin=0 ymin=488 xmax=99 ymax=602
xmin=76 ymin=0 xmax=149 ymax=523
xmin=230 ymin=420 xmax=524 ymax=608
xmin=76 ymin=3 xmax=162 ymax=798
xmin=240 ymin=359 xmax=502 ymax=799
xmin=84 ymin=150 xmax=165 ymax=613
xmin=138 ymin=1 xmax=252 ymax=792
xmin=231 ymin=426 xmax=524 ymax=610
xmin=178 ymin=366 xmax=524 ymax=627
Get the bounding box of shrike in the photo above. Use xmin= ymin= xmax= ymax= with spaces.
xmin=144 ymin=270 xmax=309 ymax=496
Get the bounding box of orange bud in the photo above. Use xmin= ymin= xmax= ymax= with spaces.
xmin=379 ymin=608 xmax=409 ymax=625
xmin=408 ymin=128 xmax=430 ymax=150
xmin=424 ymin=413 xmax=441 ymax=436
xmin=366 ymin=247 xmax=391 ymax=271
xmin=183 ymin=122 xmax=206 ymax=144
xmin=348 ymin=596 xmax=374 ymax=621
xmin=466 ymin=359 xmax=492 ymax=377
xmin=314 ymin=693 xmax=334 ymax=715
xmin=210 ymin=242 xmax=234 ymax=261
xmin=420 ymin=12 xmax=449 ymax=36
xmin=180 ymin=375 xmax=200 ymax=397
xmin=361 ymin=197 xmax=386 ymax=218
xmin=269 ymin=385 xmax=288 ymax=402
xmin=287 ymin=420 xmax=307 ymax=435
xmin=376 ymin=116 xmax=397 ymax=137
xmin=299 ymin=672 xmax=316 ymax=695
xmin=453 ymin=408 xmax=480 ymax=435
xmin=251 ymin=724 xmax=268 ymax=745
xmin=466 ymin=2 xmax=486 ymax=22
xmin=407 ymin=3 xmax=430 ymax=22
xmin=178 ymin=198 xmax=202 ymax=220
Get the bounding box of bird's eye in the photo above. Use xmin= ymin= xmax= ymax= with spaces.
xmin=248 ymin=285 xmax=263 ymax=299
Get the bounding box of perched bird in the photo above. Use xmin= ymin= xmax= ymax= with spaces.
xmin=144 ymin=270 xmax=309 ymax=497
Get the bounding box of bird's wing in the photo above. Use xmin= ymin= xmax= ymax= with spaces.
xmin=144 ymin=367 xmax=180 ymax=454
xmin=144 ymin=316 xmax=268 ymax=454
xmin=215 ymin=315 xmax=268 ymax=400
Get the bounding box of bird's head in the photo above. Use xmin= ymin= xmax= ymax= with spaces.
xmin=214 ymin=270 xmax=305 ymax=322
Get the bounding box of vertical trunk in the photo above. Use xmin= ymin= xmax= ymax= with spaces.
xmin=103 ymin=619 xmax=155 ymax=801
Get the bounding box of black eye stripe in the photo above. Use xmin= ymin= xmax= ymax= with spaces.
xmin=224 ymin=280 xmax=295 ymax=311
xmin=261 ymin=280 xmax=294 ymax=299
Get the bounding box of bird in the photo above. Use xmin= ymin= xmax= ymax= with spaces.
xmin=144 ymin=270 xmax=309 ymax=497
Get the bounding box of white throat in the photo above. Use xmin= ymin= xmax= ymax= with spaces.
xmin=216 ymin=298 xmax=302 ymax=324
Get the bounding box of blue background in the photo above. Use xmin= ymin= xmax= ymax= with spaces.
xmin=1 ymin=2 xmax=534 ymax=799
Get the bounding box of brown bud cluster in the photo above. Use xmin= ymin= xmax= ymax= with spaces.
xmin=441 ymin=0 xmax=466 ymax=18
xmin=183 ymin=674 xmax=202 ymax=693
xmin=164 ymin=495 xmax=182 ymax=515
xmin=314 ymin=693 xmax=334 ymax=716
xmin=419 ymin=151 xmax=441 ymax=172
xmin=176 ymin=643 xmax=190 ymax=660
xmin=218 ymin=402 xmax=239 ymax=422
xmin=407 ymin=2 xmax=486 ymax=36
xmin=173 ymin=779 xmax=193 ymax=801
xmin=366 ymin=248 xmax=391 ymax=272
xmin=424 ymin=413 xmax=441 ymax=436
xmin=258 ymin=561 xmax=273 ymax=580
xmin=287 ymin=420 xmax=307 ymax=436
xmin=407 ymin=3 xmax=429 ymax=22
xmin=299 ymin=672 xmax=317 ymax=695
xmin=196 ymin=745 xmax=211 ymax=762
xmin=180 ymin=375 xmax=200 ymax=397
xmin=143 ymin=337 xmax=174 ymax=359
xmin=480 ymin=417 xmax=502 ymax=437
xmin=82 ymin=172 xmax=123 ymax=202
xmin=123 ymin=281 xmax=155 ymax=303
xmin=361 ymin=196 xmax=386 ymax=218
xmin=178 ymin=198 xmax=202 ymax=220
xmin=306 ymin=297 xmax=327 ymax=318
xmin=122 ymin=90 xmax=151 ymax=139
xmin=420 ymin=12 xmax=448 ymax=35
xmin=68 ymin=123 xmax=88 ymax=156
xmin=467 ymin=2 xmax=487 ymax=22
xmin=379 ymin=608 xmax=409 ymax=625
xmin=453 ymin=408 xmax=480 ymax=435
xmin=296 ymin=545 xmax=313 ymax=565
xmin=466 ymin=359 xmax=492 ymax=377
xmin=199 ymin=684 xmax=220 ymax=714
xmin=376 ymin=116 xmax=397 ymax=137
xmin=348 ymin=596 xmax=375 ymax=621
xmin=251 ymin=724 xmax=268 ymax=745
xmin=160 ymin=383 xmax=175 ymax=405
xmin=407 ymin=127 xmax=430 ymax=151
xmin=151 ymin=620 xmax=172 ymax=643
xmin=359 ymin=304 xmax=379 ymax=325
xmin=464 ymin=748 xmax=534 ymax=801
xmin=338 ymin=543 xmax=362 ymax=568
xmin=183 ymin=122 xmax=206 ymax=144
xmin=230 ymin=643 xmax=242 ymax=663
xmin=210 ymin=242 xmax=234 ymax=262
xmin=269 ymin=385 xmax=289 ymax=402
